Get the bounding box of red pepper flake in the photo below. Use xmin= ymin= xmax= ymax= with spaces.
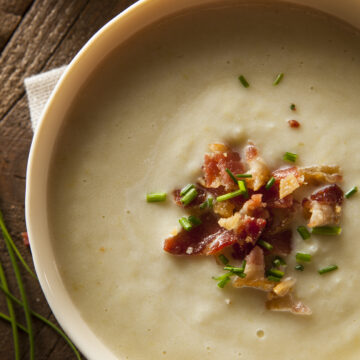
xmin=21 ymin=232 xmax=30 ymax=247
xmin=288 ymin=120 xmax=300 ymax=128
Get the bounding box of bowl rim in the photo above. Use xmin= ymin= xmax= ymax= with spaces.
xmin=25 ymin=0 xmax=360 ymax=359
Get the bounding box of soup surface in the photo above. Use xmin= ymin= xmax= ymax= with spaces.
xmin=48 ymin=2 xmax=360 ymax=359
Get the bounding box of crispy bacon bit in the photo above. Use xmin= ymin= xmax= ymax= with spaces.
xmin=21 ymin=232 xmax=30 ymax=247
xmin=173 ymin=186 xmax=207 ymax=208
xmin=279 ymin=173 xmax=301 ymax=199
xmin=213 ymin=201 xmax=235 ymax=218
xmin=203 ymin=145 xmax=245 ymax=190
xmin=273 ymin=166 xmax=302 ymax=180
xmin=303 ymin=184 xmax=344 ymax=227
xmin=266 ymin=293 xmax=312 ymax=315
xmin=262 ymin=182 xmax=294 ymax=209
xmin=288 ymin=119 xmax=300 ymax=128
xmin=245 ymin=144 xmax=270 ymax=191
xmin=299 ymin=165 xmax=342 ymax=185
xmin=164 ymin=213 xmax=239 ymax=256
xmin=243 ymin=246 xmax=265 ymax=280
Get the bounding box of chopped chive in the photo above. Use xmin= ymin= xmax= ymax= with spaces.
xmin=318 ymin=265 xmax=338 ymax=275
xmin=213 ymin=273 xmax=232 ymax=288
xmin=238 ymin=75 xmax=250 ymax=88
xmin=200 ymin=197 xmax=213 ymax=209
xmin=273 ymin=256 xmax=286 ymax=267
xmin=265 ymin=177 xmax=275 ymax=190
xmin=290 ymin=103 xmax=296 ymax=111
xmin=180 ymin=184 xmax=195 ymax=197
xmin=224 ymin=265 xmax=245 ymax=276
xmin=219 ymin=254 xmax=229 ymax=265
xmin=267 ymin=275 xmax=281 ymax=282
xmin=295 ymin=264 xmax=304 ymax=271
xmin=239 ymin=260 xmax=246 ymax=272
xmin=146 ymin=192 xmax=167 ymax=202
xmin=238 ymin=180 xmax=249 ymax=198
xmin=225 ymin=168 xmax=239 ymax=185
xmin=296 ymin=252 xmax=312 ymax=262
xmin=258 ymin=240 xmax=273 ymax=251
xmin=216 ymin=190 xmax=243 ymax=202
xmin=268 ymin=268 xmax=285 ymax=278
xmin=237 ymin=272 xmax=247 ymax=278
xmin=273 ymin=73 xmax=284 ymax=86
xmin=311 ymin=226 xmax=342 ymax=236
xmin=345 ymin=186 xmax=358 ymax=199
xmin=283 ymin=152 xmax=297 ymax=163
xmin=297 ymin=226 xmax=311 ymax=240
xmin=236 ymin=173 xmax=252 ymax=178
xmin=188 ymin=215 xmax=202 ymax=226
xmin=180 ymin=188 xmax=198 ymax=206
xmin=179 ymin=217 xmax=193 ymax=231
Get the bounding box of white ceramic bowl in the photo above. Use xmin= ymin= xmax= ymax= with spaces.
xmin=25 ymin=0 xmax=360 ymax=358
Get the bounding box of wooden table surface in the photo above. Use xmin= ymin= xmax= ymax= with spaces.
xmin=0 ymin=1 xmax=137 ymax=358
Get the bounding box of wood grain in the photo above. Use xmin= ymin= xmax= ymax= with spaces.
xmin=0 ymin=0 xmax=137 ymax=358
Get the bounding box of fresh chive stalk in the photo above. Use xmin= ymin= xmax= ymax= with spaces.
xmin=295 ymin=264 xmax=304 ymax=271
xmin=265 ymin=177 xmax=275 ymax=190
xmin=225 ymin=168 xmax=238 ymax=185
xmin=297 ymin=226 xmax=311 ymax=240
xmin=258 ymin=240 xmax=273 ymax=251
xmin=238 ymin=75 xmax=250 ymax=88
xmin=218 ymin=254 xmax=229 ymax=265
xmin=238 ymin=180 xmax=249 ymax=199
xmin=273 ymin=73 xmax=284 ymax=85
xmin=0 ymin=210 xmax=35 ymax=360
xmin=296 ymin=252 xmax=312 ymax=262
xmin=345 ymin=186 xmax=358 ymax=199
xmin=267 ymin=275 xmax=281 ymax=282
xmin=180 ymin=188 xmax=198 ymax=206
xmin=236 ymin=173 xmax=252 ymax=178
xmin=318 ymin=265 xmax=338 ymax=275
xmin=216 ymin=190 xmax=243 ymax=202
xmin=180 ymin=184 xmax=195 ymax=197
xmin=311 ymin=226 xmax=342 ymax=236
xmin=283 ymin=152 xmax=297 ymax=163
xmin=0 ymin=284 xmax=81 ymax=360
xmin=0 ymin=261 xmax=19 ymax=359
xmin=146 ymin=192 xmax=167 ymax=203
xmin=0 ymin=311 xmax=28 ymax=333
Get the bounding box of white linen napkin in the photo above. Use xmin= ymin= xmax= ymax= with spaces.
xmin=24 ymin=66 xmax=67 ymax=131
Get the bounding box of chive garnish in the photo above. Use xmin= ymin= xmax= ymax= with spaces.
xmin=311 ymin=226 xmax=342 ymax=236
xmin=219 ymin=254 xmax=229 ymax=265
xmin=295 ymin=264 xmax=304 ymax=271
xmin=345 ymin=186 xmax=358 ymax=199
xmin=179 ymin=217 xmax=193 ymax=231
xmin=238 ymin=75 xmax=250 ymax=88
xmin=224 ymin=265 xmax=246 ymax=276
xmin=216 ymin=190 xmax=243 ymax=202
xmin=200 ymin=197 xmax=213 ymax=209
xmin=180 ymin=188 xmax=198 ymax=206
xmin=297 ymin=226 xmax=311 ymax=240
xmin=318 ymin=265 xmax=338 ymax=275
xmin=268 ymin=268 xmax=284 ymax=278
xmin=188 ymin=215 xmax=202 ymax=226
xmin=258 ymin=240 xmax=273 ymax=251
xmin=180 ymin=184 xmax=195 ymax=197
xmin=146 ymin=192 xmax=167 ymax=203
xmin=238 ymin=180 xmax=249 ymax=199
xmin=225 ymin=168 xmax=238 ymax=185
xmin=290 ymin=103 xmax=296 ymax=111
xmin=273 ymin=256 xmax=286 ymax=267
xmin=273 ymin=73 xmax=284 ymax=85
xmin=265 ymin=177 xmax=275 ymax=190
xmin=283 ymin=152 xmax=297 ymax=163
xmin=239 ymin=260 xmax=246 ymax=273
xmin=295 ymin=252 xmax=312 ymax=262
xmin=267 ymin=275 xmax=281 ymax=282
xmin=213 ymin=273 xmax=232 ymax=288
xmin=236 ymin=173 xmax=252 ymax=178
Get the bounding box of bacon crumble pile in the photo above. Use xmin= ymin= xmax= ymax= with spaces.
xmin=164 ymin=143 xmax=344 ymax=315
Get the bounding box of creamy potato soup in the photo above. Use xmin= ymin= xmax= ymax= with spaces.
xmin=48 ymin=2 xmax=360 ymax=359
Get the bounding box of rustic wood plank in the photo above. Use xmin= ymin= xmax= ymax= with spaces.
xmin=0 ymin=0 xmax=137 ymax=358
